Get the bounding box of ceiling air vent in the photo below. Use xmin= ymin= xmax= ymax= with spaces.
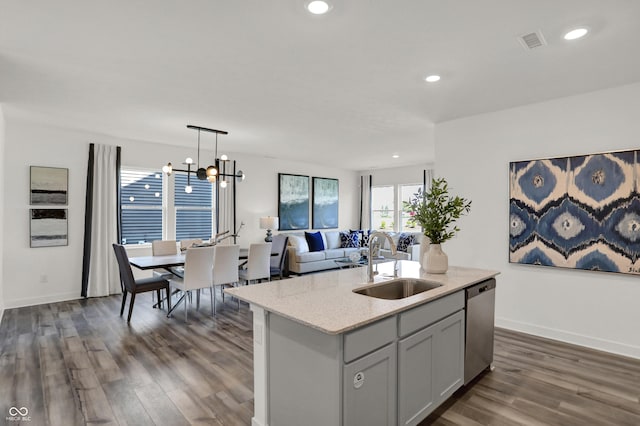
xmin=518 ymin=30 xmax=547 ymax=50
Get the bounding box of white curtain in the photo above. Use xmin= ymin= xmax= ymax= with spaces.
xmin=84 ymin=144 xmax=121 ymax=297
xmin=359 ymin=174 xmax=372 ymax=230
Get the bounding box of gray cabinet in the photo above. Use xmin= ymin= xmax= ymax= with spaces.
xmin=398 ymin=295 xmax=465 ymax=426
xmin=266 ymin=290 xmax=467 ymax=426
xmin=343 ymin=343 xmax=397 ymax=426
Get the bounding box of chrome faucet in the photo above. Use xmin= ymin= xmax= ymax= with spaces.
xmin=368 ymin=231 xmax=397 ymax=282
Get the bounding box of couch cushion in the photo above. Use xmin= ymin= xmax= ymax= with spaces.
xmin=295 ymin=251 xmax=326 ymax=263
xmin=305 ymin=231 xmax=325 ymax=252
xmin=343 ymin=247 xmax=361 ymax=256
xmin=324 ymin=231 xmax=341 ymax=249
xmin=340 ymin=231 xmax=360 ymax=248
xmin=325 ymin=248 xmax=346 ymax=259
xmin=289 ymin=234 xmax=309 ymax=254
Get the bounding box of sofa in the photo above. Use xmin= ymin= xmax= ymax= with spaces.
xmin=283 ymin=230 xmax=424 ymax=275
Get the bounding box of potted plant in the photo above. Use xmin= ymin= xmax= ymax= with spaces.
xmin=405 ymin=177 xmax=471 ymax=273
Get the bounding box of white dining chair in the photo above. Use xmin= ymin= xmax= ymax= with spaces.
xmin=167 ymin=246 xmax=215 ymax=322
xmin=151 ymin=240 xmax=178 ymax=277
xmin=239 ymin=242 xmax=272 ymax=286
xmin=212 ymin=244 xmax=240 ymax=315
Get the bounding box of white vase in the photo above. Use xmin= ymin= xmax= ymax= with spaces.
xmin=423 ymin=243 xmax=448 ymax=274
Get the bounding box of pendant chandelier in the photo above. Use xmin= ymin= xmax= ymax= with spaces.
xmin=162 ymin=125 xmax=245 ymax=192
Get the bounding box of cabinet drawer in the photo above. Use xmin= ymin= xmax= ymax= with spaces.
xmin=344 ymin=316 xmax=397 ymax=363
xmin=399 ymin=291 xmax=464 ymax=337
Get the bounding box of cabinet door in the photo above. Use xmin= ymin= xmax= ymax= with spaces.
xmin=434 ymin=310 xmax=465 ymax=402
xmin=397 ymin=322 xmax=437 ymax=426
xmin=343 ymin=343 xmax=397 ymax=426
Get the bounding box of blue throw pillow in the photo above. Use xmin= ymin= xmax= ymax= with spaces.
xmin=305 ymin=231 xmax=325 ymax=252
xmin=350 ymin=229 xmax=371 ymax=247
xmin=340 ymin=231 xmax=360 ymax=248
xmin=397 ymin=233 xmax=416 ymax=252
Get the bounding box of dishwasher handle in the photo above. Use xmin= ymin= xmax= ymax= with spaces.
xmin=466 ymin=279 xmax=496 ymax=299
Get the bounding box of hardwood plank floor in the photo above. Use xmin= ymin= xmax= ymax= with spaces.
xmin=1 ymin=293 xmax=639 ymax=425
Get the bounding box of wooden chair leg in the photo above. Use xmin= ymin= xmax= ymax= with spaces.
xmin=120 ymin=290 xmax=128 ymax=316
xmin=127 ymin=293 xmax=136 ymax=322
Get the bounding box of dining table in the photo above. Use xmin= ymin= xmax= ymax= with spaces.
xmin=128 ymin=248 xmax=259 ymax=315
xmin=128 ymin=248 xmax=254 ymax=271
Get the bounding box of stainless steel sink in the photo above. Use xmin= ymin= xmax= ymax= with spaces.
xmin=353 ymin=278 xmax=443 ymax=300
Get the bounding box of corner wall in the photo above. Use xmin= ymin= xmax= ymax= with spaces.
xmin=435 ymin=82 xmax=640 ymax=359
xmin=2 ymin=115 xmax=359 ymax=309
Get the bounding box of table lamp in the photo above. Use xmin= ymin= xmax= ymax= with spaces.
xmin=259 ymin=216 xmax=279 ymax=242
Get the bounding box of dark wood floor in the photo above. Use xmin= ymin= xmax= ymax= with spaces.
xmin=1 ymin=294 xmax=639 ymax=426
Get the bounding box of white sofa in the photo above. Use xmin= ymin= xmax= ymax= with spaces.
xmin=284 ymin=230 xmax=424 ymax=275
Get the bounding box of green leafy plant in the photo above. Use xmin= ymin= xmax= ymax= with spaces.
xmin=405 ymin=177 xmax=471 ymax=244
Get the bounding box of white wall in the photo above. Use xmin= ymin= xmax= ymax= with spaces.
xmin=0 ymin=105 xmax=5 ymax=322
xmin=435 ymin=82 xmax=640 ymax=359
xmin=360 ymin=164 xmax=433 ymax=186
xmin=2 ymin=115 xmax=359 ymax=308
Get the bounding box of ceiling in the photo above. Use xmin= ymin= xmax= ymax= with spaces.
xmin=1 ymin=1 xmax=639 ymax=170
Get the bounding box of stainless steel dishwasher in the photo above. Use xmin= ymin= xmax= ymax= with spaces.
xmin=464 ymin=278 xmax=496 ymax=384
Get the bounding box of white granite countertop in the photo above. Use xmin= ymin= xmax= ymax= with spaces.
xmin=225 ymin=261 xmax=499 ymax=335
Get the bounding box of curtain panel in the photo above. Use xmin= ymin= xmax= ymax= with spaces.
xmin=81 ymin=143 xmax=122 ymax=298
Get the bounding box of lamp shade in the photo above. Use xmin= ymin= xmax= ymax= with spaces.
xmin=259 ymin=216 xmax=279 ymax=230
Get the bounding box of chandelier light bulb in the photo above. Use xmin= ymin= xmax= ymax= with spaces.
xmin=220 ymin=180 xmax=227 ymax=188
xmin=220 ymin=154 xmax=228 ymax=161
xmin=207 ymin=175 xmax=217 ymax=183
xmin=129 ymin=196 xmax=135 ymax=202
xmin=162 ymin=162 xmax=172 ymax=175
xmin=185 ymin=157 xmax=193 ymax=164
xmin=206 ymin=165 xmax=218 ymax=177
xmin=185 ymin=185 xmax=193 ymax=194
xmin=144 ymin=184 xmax=150 ymax=189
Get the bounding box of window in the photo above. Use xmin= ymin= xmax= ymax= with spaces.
xmin=174 ymin=172 xmax=213 ymax=240
xmin=120 ymin=168 xmax=214 ymax=244
xmin=120 ymin=169 xmax=163 ymax=244
xmin=371 ymin=183 xmax=424 ymax=232
xmin=371 ymin=185 xmax=395 ymax=231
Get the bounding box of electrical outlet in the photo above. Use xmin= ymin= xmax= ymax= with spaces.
xmin=40 ymin=274 xmax=48 ymax=283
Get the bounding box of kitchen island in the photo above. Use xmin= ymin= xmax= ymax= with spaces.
xmin=225 ymin=261 xmax=499 ymax=426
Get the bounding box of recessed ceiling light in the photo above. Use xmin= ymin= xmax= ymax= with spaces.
xmin=425 ymin=75 xmax=441 ymax=83
xmin=307 ymin=1 xmax=331 ymax=15
xmin=392 ymin=154 xmax=400 ymax=159
xmin=564 ymin=28 xmax=588 ymax=40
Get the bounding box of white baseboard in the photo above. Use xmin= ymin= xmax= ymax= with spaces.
xmin=0 ymin=307 xmax=4 ymax=324
xmin=496 ymin=317 xmax=640 ymax=360
xmin=4 ymin=292 xmax=82 ymax=309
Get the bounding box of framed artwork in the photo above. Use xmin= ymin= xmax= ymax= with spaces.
xmin=31 ymin=166 xmax=68 ymax=205
xmin=312 ymin=177 xmax=339 ymax=229
xmin=509 ymin=149 xmax=640 ymax=275
xmin=30 ymin=208 xmax=68 ymax=247
xmin=278 ymin=173 xmax=309 ymax=230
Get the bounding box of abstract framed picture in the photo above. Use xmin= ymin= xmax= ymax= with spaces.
xmin=312 ymin=177 xmax=339 ymax=229
xmin=509 ymin=149 xmax=640 ymax=275
xmin=30 ymin=166 xmax=68 ymax=205
xmin=278 ymin=173 xmax=310 ymax=230
xmin=30 ymin=208 xmax=68 ymax=247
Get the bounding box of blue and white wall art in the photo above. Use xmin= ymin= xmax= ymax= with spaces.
xmin=509 ymin=150 xmax=640 ymax=275
xmin=279 ymin=173 xmax=310 ymax=230
xmin=312 ymin=177 xmax=339 ymax=229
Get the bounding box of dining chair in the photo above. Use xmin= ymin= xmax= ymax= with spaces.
xmin=269 ymin=234 xmax=289 ymax=280
xmin=239 ymin=242 xmax=272 ymax=285
xmin=167 ymin=246 xmax=215 ymax=322
xmin=112 ymin=244 xmax=172 ymax=322
xmin=151 ymin=239 xmax=179 ymax=277
xmin=212 ymin=244 xmax=240 ymax=315
xmin=180 ymin=238 xmax=203 ymax=251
